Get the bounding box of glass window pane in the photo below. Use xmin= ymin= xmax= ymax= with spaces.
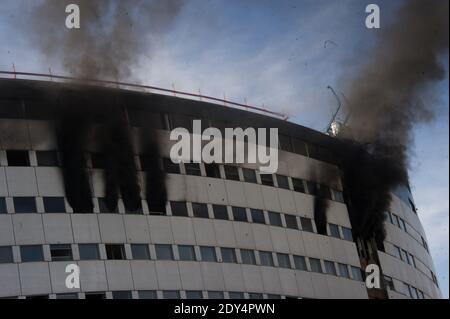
xmin=248 ymin=293 xmax=263 ymax=299
xmin=192 ymin=203 xmax=209 ymax=218
xmin=85 ymin=292 xmax=106 ymax=299
xmin=36 ymin=151 xmax=60 ymax=166
xmin=57 ymin=293 xmax=78 ymax=299
xmin=251 ymin=209 xmax=265 ymax=224
xmin=178 ymin=245 xmax=196 ymax=261
xmin=138 ymin=291 xmax=157 ymax=299
xmin=285 ymin=215 xmax=298 ymax=230
xmin=170 ymin=201 xmax=188 ymax=216
xmin=224 ymin=165 xmax=240 ymax=181
xmin=6 ymin=150 xmax=30 ymax=166
xmin=98 ymin=197 xmax=118 ymax=213
xmin=260 ymin=174 xmax=274 ymax=186
xmin=0 ymin=197 xmax=7 ymax=214
xmin=186 ymin=291 xmax=203 ymax=299
xmin=112 ymin=291 xmax=132 ymax=299
xmin=0 ymin=246 xmax=13 ymax=263
xmin=268 ymin=212 xmax=283 ymax=227
xmin=277 ymin=253 xmax=291 ymax=268
xmin=163 ymin=291 xmax=180 ymax=299
xmin=351 ymin=266 xmax=363 ymax=281
xmin=213 ymin=205 xmax=228 ymax=220
xmin=221 ymin=248 xmax=237 ymax=263
xmin=293 ymin=255 xmax=307 ymax=271
xmin=131 ymin=244 xmax=150 ymax=260
xmin=155 ymin=244 xmax=174 ymax=260
xmin=242 ymin=168 xmax=257 ymax=183
xmin=232 ymin=207 xmax=247 ymax=222
xmin=292 ymin=139 xmax=308 ymax=156
xmin=342 ymin=227 xmax=353 ymax=241
xmin=20 ymin=245 xmax=43 ymax=262
xmin=162 ymin=158 xmax=180 ymax=174
xmin=208 ymin=291 xmax=224 ymax=299
xmin=79 ymin=244 xmax=99 ymax=260
xmin=276 ymin=175 xmax=290 ymax=189
xmin=259 ymin=251 xmax=274 ymax=267
xmin=185 ymin=163 xmax=201 ymax=176
xmin=50 ymin=244 xmax=73 ymax=261
xmin=228 ymin=292 xmax=244 ymax=299
xmin=105 ymin=244 xmax=126 ymax=260
xmin=43 ymin=197 xmax=66 ymax=213
xmin=13 ymin=197 xmax=36 ymax=213
xmin=329 ymin=224 xmax=341 ymax=238
xmin=292 ymin=178 xmax=306 ymax=193
xmin=324 ymin=260 xmax=337 ymax=275
xmin=300 ymin=217 xmax=314 ymax=232
xmin=240 ymin=249 xmax=256 ymax=265
xmin=205 ymin=163 xmax=221 ymax=178
xmin=309 ymin=258 xmax=322 ymax=273
xmin=338 ymin=263 xmax=350 ymax=278
xmin=200 ymin=246 xmax=217 ymax=262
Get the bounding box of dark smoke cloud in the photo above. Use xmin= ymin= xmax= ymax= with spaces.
xmin=338 ymin=0 xmax=448 ymax=241
xmin=29 ymin=0 xmax=184 ymax=80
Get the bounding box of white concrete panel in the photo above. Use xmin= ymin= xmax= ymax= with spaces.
xmin=78 ymin=261 xmax=108 ymax=292
xmin=0 ymin=168 xmax=8 ymax=196
xmin=13 ymin=214 xmax=45 ymax=245
xmin=42 ymin=214 xmax=74 ymax=243
xmin=19 ymin=262 xmax=51 ymax=296
xmin=0 ymin=264 xmax=21 ymax=297
xmin=221 ymin=263 xmax=245 ymax=291
xmin=277 ymin=189 xmax=297 ymax=214
xmin=123 ymin=215 xmax=151 ymax=243
xmin=105 ymin=261 xmax=134 ymax=291
xmin=49 ymin=262 xmax=80 ymax=294
xmin=252 ymin=224 xmax=274 ymax=251
xmin=278 ymin=269 xmax=299 ymax=296
xmin=200 ymin=263 xmax=225 ymax=291
xmin=224 ymin=180 xmax=247 ymax=207
xmin=130 ymin=261 xmax=159 ymax=290
xmin=213 ymin=220 xmax=236 ymax=247
xmin=205 ymin=178 xmax=228 ymax=205
xmin=242 ymin=183 xmax=265 ymax=210
xmin=295 ymin=271 xmax=315 ymax=299
xmin=285 ymin=229 xmax=306 ymax=256
xmin=71 ymin=214 xmax=101 ymax=243
xmin=35 ymin=168 xmax=65 ymax=196
xmin=269 ymin=227 xmax=289 ymax=253
xmin=241 ymin=265 xmax=264 ymax=292
xmin=192 ymin=218 xmax=217 ymax=246
xmin=155 ymin=261 xmax=182 ymax=290
xmin=98 ymin=214 xmax=126 ymax=243
xmin=233 ymin=222 xmax=255 ymax=249
xmin=259 ymin=267 xmax=282 ymax=294
xmin=0 ymin=215 xmax=15 ymax=245
xmin=178 ymin=262 xmax=205 ymax=290
xmin=148 ymin=216 xmax=174 ymax=244
xmin=5 ymin=168 xmax=38 ymax=196
xmin=261 ymin=186 xmax=282 ymax=212
xmin=170 ymin=217 xmax=196 ymax=245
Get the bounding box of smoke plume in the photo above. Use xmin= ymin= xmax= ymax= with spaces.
xmin=338 ymin=0 xmax=448 ymax=241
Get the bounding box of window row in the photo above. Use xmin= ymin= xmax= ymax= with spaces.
xmin=0 ymin=243 xmax=364 ymax=282
xmin=385 ymin=211 xmax=429 ymax=252
xmin=383 ymin=275 xmax=426 ymax=299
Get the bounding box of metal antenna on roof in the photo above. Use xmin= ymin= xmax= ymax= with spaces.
xmin=325 ymin=85 xmax=341 ymax=134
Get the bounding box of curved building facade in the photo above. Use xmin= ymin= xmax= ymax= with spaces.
xmin=0 ymin=78 xmax=441 ymax=299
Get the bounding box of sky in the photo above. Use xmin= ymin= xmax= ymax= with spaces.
xmin=0 ymin=0 xmax=448 ymax=298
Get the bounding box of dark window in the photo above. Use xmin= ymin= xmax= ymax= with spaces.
xmin=200 ymin=246 xmax=217 ymax=262
xmin=292 ymin=178 xmax=306 ymax=193
xmin=186 ymin=291 xmax=203 ymax=299
xmin=333 ymin=189 xmax=345 ymax=202
xmin=393 ymin=245 xmax=402 ymax=259
xmin=13 ymin=197 xmax=36 ymax=213
xmin=276 ymin=175 xmax=290 ymax=189
xmin=324 ymin=260 xmax=337 ymax=275
xmin=328 ymin=224 xmax=341 ymax=238
xmin=306 ymin=181 xmax=318 ymax=195
xmin=105 ymin=244 xmax=126 ymax=260
xmin=228 ymin=292 xmax=244 ymax=299
xmin=399 ymin=218 xmax=407 ymax=232
xmin=267 ymin=294 xmax=282 ymax=299
xmin=232 ymin=206 xmax=247 ymax=222
xmin=205 ymin=163 xmax=221 ymax=178
xmin=300 ymin=217 xmax=314 ymax=232
xmin=318 ymin=185 xmax=332 ymax=200
xmin=268 ymin=212 xmax=283 ymax=227
xmin=43 ymin=197 xmax=65 ymax=213
xmin=224 ymin=165 xmax=240 ymax=181
xmin=184 ymin=163 xmax=201 ymax=176
xmin=277 ymin=253 xmax=291 ymax=268
xmin=392 ymin=214 xmax=400 ymax=227
xmin=309 ymin=258 xmax=322 ymax=273
xmin=0 ymin=246 xmax=13 ymax=263
xmin=20 ymin=245 xmax=43 ymax=262
xmin=251 ymin=209 xmax=265 ymax=224
xmin=221 ymin=248 xmax=237 ymax=263
xmin=178 ymin=245 xmax=196 ymax=261
xmin=50 ymin=244 xmax=73 ymax=261
xmin=260 ymin=174 xmax=274 ymax=186
xmin=213 ymin=204 xmax=228 ymax=220
xmin=338 ymin=263 xmax=350 ymax=278
xmin=91 ymin=153 xmax=106 ymax=169
xmin=155 ymin=244 xmax=173 ymax=260
xmin=131 ymin=244 xmax=150 ymax=260
xmin=57 ymin=293 xmax=78 ymax=299
xmin=98 ymin=197 xmax=118 ymax=213
xmin=284 ymin=215 xmax=298 ymax=230
xmin=138 ymin=291 xmax=157 ymax=299
xmin=25 ymin=295 xmax=48 ymax=300
xmin=192 ymin=202 xmax=209 ymax=218
xmin=85 ymin=292 xmax=106 ymax=299
xmin=112 ymin=291 xmax=132 ymax=299
xmin=163 ymin=291 xmax=180 ymax=299
xmin=259 ymin=251 xmax=274 ymax=267
xmin=351 ymin=266 xmax=363 ymax=281
xmin=248 ymin=293 xmax=263 ymax=299
xmin=208 ymin=291 xmax=224 ymax=299
xmin=293 ymin=255 xmax=307 ymax=271
xmin=401 ymin=249 xmax=409 ymax=263
xmin=170 ymin=201 xmax=188 ymax=216
xmin=36 ymin=151 xmax=60 ymax=166
xmin=242 ymin=168 xmax=257 ymax=183
xmin=342 ymin=227 xmax=353 ymax=241
xmin=292 ymin=138 xmax=308 ymax=156
xmin=162 ymin=158 xmax=180 ymax=174
xmin=78 ymin=244 xmax=99 ymax=260
xmin=125 ymin=201 xmax=143 ymax=215
xmin=240 ymin=249 xmax=256 ymax=265
xmin=6 ymin=150 xmax=29 ymax=166
xmin=0 ymin=198 xmax=6 ymax=214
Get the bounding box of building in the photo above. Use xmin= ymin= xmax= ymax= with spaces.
xmin=0 ymin=77 xmax=441 ymax=299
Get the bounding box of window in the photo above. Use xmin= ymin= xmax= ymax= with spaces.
xmin=399 ymin=218 xmax=407 ymax=232
xmin=112 ymin=291 xmax=132 ymax=299
xmin=85 ymin=292 xmax=106 ymax=299
xmin=6 ymin=150 xmax=29 ymax=166
xmin=277 ymin=253 xmax=291 ymax=268
xmin=242 ymin=168 xmax=257 ymax=183
xmin=309 ymin=258 xmax=322 ymax=273
xmin=342 ymin=227 xmax=353 ymax=241
xmin=300 ymin=217 xmax=314 ymax=232
xmin=213 ymin=204 xmax=228 ymax=220
xmin=249 ymin=293 xmax=263 ymax=299
xmin=131 ymin=244 xmax=150 ymax=260
xmin=284 ymin=214 xmax=298 ymax=230
xmin=268 ymin=212 xmax=283 ymax=227
xmin=224 ymin=165 xmax=240 ymax=181
xmin=221 ymin=248 xmax=237 ymax=263
xmin=184 ymin=163 xmax=201 ymax=176
xmin=208 ymin=291 xmax=224 ymax=299
xmin=78 ymin=244 xmax=99 ymax=260
xmin=0 ymin=198 xmax=6 ymax=214
xmin=383 ymin=275 xmax=394 ymax=290
xmin=328 ymin=224 xmax=341 ymax=239
xmin=267 ymin=294 xmax=282 ymax=299
xmin=240 ymin=249 xmax=256 ymax=265
xmin=36 ymin=151 xmax=60 ymax=166
xmin=259 ymin=251 xmax=274 ymax=267
xmin=401 ymin=249 xmax=409 ymax=263
xmin=232 ymin=206 xmax=247 ymax=222
xmin=393 ymin=215 xmax=401 ymax=227
xmin=57 ymin=293 xmax=78 ymax=299
xmin=138 ymin=291 xmax=157 ymax=299
xmin=228 ymin=292 xmax=244 ymax=299
xmin=332 ymin=189 xmax=345 ymax=202
xmin=418 ymin=290 xmax=425 ymax=299
xmin=186 ymin=291 xmax=203 ymax=299
xmin=125 ymin=201 xmax=143 ymax=215
xmin=251 ymin=209 xmax=265 ymax=224
xmin=324 ymin=260 xmax=337 ymax=275
xmin=192 ymin=203 xmax=209 ymax=218
xmin=421 ymin=236 xmax=428 ymax=251
xmin=338 ymin=263 xmax=350 ymax=278
xmin=205 ymin=163 xmax=221 ymax=178
xmin=200 ymin=246 xmax=217 ymax=262
xmin=393 ymin=245 xmax=402 ymax=259
xmin=98 ymin=198 xmax=118 ymax=213
xmin=293 ymin=255 xmax=307 ymax=271
xmin=105 ymin=244 xmax=126 ymax=260
xmin=155 ymin=244 xmax=174 ymax=260
xmin=386 ymin=211 xmax=394 ymax=224
xmin=292 ymin=178 xmax=306 ymax=193
xmin=43 ymin=197 xmax=65 ymax=213
xmin=0 ymin=246 xmax=13 ymax=263
xmin=20 ymin=245 xmax=43 ymax=262
xmin=276 ymin=175 xmax=290 ymax=189
xmin=170 ymin=201 xmax=188 ymax=216
xmin=351 ymin=266 xmax=363 ymax=281
xmin=91 ymin=153 xmax=106 ymax=169
xmin=162 ymin=158 xmax=180 ymax=174
xmin=178 ymin=245 xmax=196 ymax=261
xmin=13 ymin=197 xmax=36 ymax=213
xmin=163 ymin=290 xmax=180 ymax=299
xmin=409 ymin=254 xmax=416 ymax=268
xmin=260 ymin=174 xmax=274 ymax=186
xmin=50 ymin=244 xmax=73 ymax=261
xmin=318 ymin=185 xmax=332 ymax=200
